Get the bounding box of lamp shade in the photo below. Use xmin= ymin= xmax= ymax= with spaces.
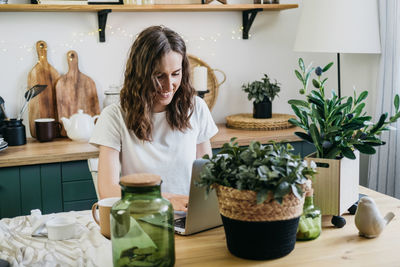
xmin=294 ymin=0 xmax=381 ymax=54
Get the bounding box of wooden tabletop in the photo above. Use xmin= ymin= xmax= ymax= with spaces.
xmin=175 ymin=186 xmax=400 ymax=266
xmin=0 ymin=124 xmax=300 ymax=168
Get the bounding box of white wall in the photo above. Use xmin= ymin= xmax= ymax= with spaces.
xmin=0 ymin=0 xmax=380 ymax=184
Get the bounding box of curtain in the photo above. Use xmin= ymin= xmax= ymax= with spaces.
xmin=368 ymin=0 xmax=400 ymax=198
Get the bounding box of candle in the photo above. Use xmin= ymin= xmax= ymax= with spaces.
xmin=193 ymin=66 xmax=208 ymax=92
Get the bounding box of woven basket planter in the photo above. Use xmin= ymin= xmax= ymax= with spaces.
xmin=214 ymin=184 xmax=307 ymax=260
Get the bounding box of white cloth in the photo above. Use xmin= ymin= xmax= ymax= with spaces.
xmin=0 ymin=211 xmax=112 ymax=267
xmin=90 ymin=96 xmax=218 ymax=195
xmin=368 ymin=0 xmax=400 ymax=198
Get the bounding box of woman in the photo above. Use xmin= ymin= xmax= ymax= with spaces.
xmin=90 ymin=26 xmax=218 ymax=211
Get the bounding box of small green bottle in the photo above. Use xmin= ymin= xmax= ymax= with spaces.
xmin=110 ymin=173 xmax=175 ymax=267
xmin=297 ymin=188 xmax=321 ymax=241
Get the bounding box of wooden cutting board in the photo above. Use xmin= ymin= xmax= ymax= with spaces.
xmin=55 ymin=50 xmax=100 ymax=137
xmin=27 ymin=40 xmax=60 ymax=138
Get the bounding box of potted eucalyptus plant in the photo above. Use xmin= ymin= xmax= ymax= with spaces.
xmin=288 ymin=58 xmax=400 ymax=217
xmin=197 ymin=138 xmax=316 ymax=260
xmin=242 ymin=74 xmax=281 ymax=119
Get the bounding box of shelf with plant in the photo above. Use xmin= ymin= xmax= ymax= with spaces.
xmin=242 ymin=74 xmax=281 ymax=118
xmin=288 ymin=58 xmax=400 ymax=160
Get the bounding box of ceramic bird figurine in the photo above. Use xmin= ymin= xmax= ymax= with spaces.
xmin=355 ymin=196 xmax=395 ymax=238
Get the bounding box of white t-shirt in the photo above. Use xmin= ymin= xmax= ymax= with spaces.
xmin=89 ymin=96 xmax=218 ymax=195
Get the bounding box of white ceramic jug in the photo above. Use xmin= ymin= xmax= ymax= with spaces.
xmin=61 ymin=109 xmax=99 ymax=142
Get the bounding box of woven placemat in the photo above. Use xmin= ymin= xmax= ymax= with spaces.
xmin=226 ymin=113 xmax=296 ymax=131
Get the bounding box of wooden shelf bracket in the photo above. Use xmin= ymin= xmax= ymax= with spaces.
xmin=98 ymin=9 xmax=112 ymax=42
xmin=242 ymin=8 xmax=263 ymax=39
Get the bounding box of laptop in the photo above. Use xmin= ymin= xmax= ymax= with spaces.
xmin=174 ymin=159 xmax=223 ymax=235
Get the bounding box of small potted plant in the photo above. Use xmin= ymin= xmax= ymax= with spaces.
xmin=197 ymin=138 xmax=316 ymax=260
xmin=242 ymin=74 xmax=281 ymax=119
xmin=288 ymin=58 xmax=400 ymax=217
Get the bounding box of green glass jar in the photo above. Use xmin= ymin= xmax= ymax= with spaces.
xmin=110 ymin=173 xmax=175 ymax=267
xmin=296 ymin=188 xmax=321 ymax=241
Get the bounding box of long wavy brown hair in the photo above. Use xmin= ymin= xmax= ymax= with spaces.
xmin=120 ymin=26 xmax=195 ymax=141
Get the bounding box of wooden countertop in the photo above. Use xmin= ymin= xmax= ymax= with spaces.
xmin=0 ymin=124 xmax=301 ymax=168
xmin=0 ymin=138 xmax=99 ymax=168
xmin=175 ymin=186 xmax=400 ymax=266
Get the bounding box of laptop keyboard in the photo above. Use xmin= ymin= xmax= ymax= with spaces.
xmin=174 ymin=217 xmax=186 ymax=229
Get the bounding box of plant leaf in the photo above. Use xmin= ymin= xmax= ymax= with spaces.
xmin=353 ymin=103 xmax=366 ymax=116
xmin=370 ymin=113 xmax=388 ymax=134
xmin=312 ymin=79 xmax=320 ymax=88
xmin=295 ymin=70 xmax=303 ymax=82
xmin=274 ymin=181 xmax=291 ymax=201
xmin=308 ymin=95 xmax=324 ymax=108
xmin=291 ymin=184 xmax=303 ymax=199
xmin=354 ymin=144 xmax=376 ymax=154
xmin=322 ymin=62 xmax=334 ymax=72
xmin=288 ymin=99 xmax=309 ymax=108
xmin=395 ymin=94 xmax=399 ymax=112
xmin=299 ymin=58 xmax=305 ymax=71
xmin=309 ymin=123 xmax=322 ymax=153
xmin=342 ymin=147 xmax=356 ymax=159
xmin=355 ymin=91 xmax=368 ymax=105
xmin=288 ymin=118 xmax=304 ymax=129
xmin=325 ymin=146 xmax=341 ymax=159
xmin=294 ymin=131 xmax=314 ymax=144
xmin=257 ymin=190 xmax=269 ymax=204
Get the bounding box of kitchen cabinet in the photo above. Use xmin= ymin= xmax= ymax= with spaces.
xmin=0 ymin=160 xmax=96 ymax=219
xmin=0 ymin=4 xmax=298 ymax=42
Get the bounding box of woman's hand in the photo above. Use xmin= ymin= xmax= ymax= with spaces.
xmin=162 ymin=192 xmax=189 ymax=212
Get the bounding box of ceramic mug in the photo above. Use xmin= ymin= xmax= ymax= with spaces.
xmin=35 ymin=118 xmax=61 ymax=142
xmin=91 ymin=197 xmax=120 ymax=238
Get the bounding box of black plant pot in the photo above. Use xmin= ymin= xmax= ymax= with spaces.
xmin=253 ymin=100 xmax=272 ymax=119
xmin=221 ymin=215 xmax=299 ymax=260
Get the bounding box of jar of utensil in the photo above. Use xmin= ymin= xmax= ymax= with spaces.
xmin=4 ymin=119 xmax=26 ymax=146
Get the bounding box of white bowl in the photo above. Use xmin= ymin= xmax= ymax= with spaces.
xmin=46 ymin=216 xmax=76 ymax=241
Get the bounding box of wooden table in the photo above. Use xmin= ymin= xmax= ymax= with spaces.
xmin=175 ymin=187 xmax=400 ymax=266
xmin=0 ymin=124 xmax=300 ymax=167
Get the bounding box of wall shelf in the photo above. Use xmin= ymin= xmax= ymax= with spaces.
xmin=0 ymin=4 xmax=298 ymax=42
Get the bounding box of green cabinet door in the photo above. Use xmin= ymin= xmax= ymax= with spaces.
xmin=0 ymin=167 xmax=21 ymax=219
xmin=20 ymin=165 xmax=42 ymax=215
xmin=41 ymin=163 xmax=63 ymax=214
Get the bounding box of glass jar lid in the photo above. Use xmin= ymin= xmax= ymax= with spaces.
xmin=120 ymin=173 xmax=161 ymax=187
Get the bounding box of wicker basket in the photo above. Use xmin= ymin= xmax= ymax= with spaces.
xmin=215 ymin=184 xmax=306 ymax=222
xmin=226 ymin=113 xmax=296 ymax=131
xmin=214 ymin=183 xmax=310 ymax=260
xmin=188 ymin=55 xmax=226 ymax=111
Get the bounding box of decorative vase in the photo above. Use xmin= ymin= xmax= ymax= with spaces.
xmin=305 ymin=151 xmax=359 ymax=216
xmin=214 ymin=184 xmax=307 ymax=260
xmin=253 ymin=99 xmax=272 ymax=119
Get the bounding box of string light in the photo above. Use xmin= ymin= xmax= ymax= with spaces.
xmin=0 ymin=24 xmax=249 ymax=62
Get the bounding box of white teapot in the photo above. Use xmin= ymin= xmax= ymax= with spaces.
xmin=61 ymin=109 xmax=99 ymax=142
